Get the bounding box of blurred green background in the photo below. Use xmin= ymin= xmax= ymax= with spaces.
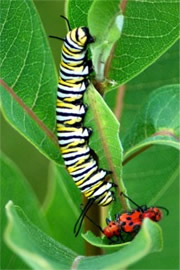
xmin=1 ymin=0 xmax=179 ymax=269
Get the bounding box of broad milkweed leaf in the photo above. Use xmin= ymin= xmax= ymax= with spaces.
xmin=4 ymin=201 xmax=78 ymax=270
xmin=0 ymin=152 xmax=49 ymax=270
xmin=66 ymin=0 xmax=179 ymax=90
xmin=108 ymin=0 xmax=180 ymax=89
xmin=123 ymin=84 xmax=180 ymax=160
xmin=66 ymin=0 xmax=93 ymax=28
xmin=79 ymin=219 xmax=163 ymax=269
xmin=105 ymin=41 xmax=179 ymax=137
xmin=0 ymin=0 xmax=61 ymax=164
xmin=123 ymin=145 xmax=179 ymax=207
xmin=5 ymin=201 xmax=162 ymax=270
xmin=121 ymin=85 xmax=179 ymax=209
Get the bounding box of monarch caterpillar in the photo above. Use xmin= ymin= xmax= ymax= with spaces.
xmin=50 ymin=16 xmax=116 ymax=236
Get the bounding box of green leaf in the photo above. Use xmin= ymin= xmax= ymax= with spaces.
xmin=4 ymin=201 xmax=77 ymax=270
xmin=84 ymin=84 xmax=126 ymax=211
xmin=88 ymin=0 xmax=124 ymax=81
xmin=121 ymin=85 xmax=179 ymax=213
xmin=0 ymin=152 xmax=49 ymax=269
xmin=82 ymin=231 xmax=129 ymax=250
xmin=105 ymin=41 xmax=179 ymax=137
xmin=123 ymin=85 xmax=180 ymax=159
xmin=123 ymin=145 xmax=179 ymax=269
xmin=129 ymin=176 xmax=179 ymax=269
xmin=0 ymin=0 xmax=61 ymax=163
xmin=108 ymin=0 xmax=180 ymax=88
xmin=66 ymin=0 xmax=93 ymax=28
xmin=78 ymin=219 xmax=162 ymax=269
xmin=43 ymin=164 xmax=84 ymax=254
xmin=124 ymin=145 xmax=179 ymax=206
xmin=82 ymin=145 xmax=179 ymax=250
xmin=5 ymin=201 xmax=162 ymax=270
xmin=66 ymin=0 xmax=179 ymax=89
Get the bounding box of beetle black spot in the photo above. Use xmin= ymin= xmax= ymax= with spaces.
xmin=121 ymin=222 xmax=126 ymax=226
xmin=129 ymin=222 xmax=134 ymax=226
xmin=126 ymin=217 xmax=131 ymax=220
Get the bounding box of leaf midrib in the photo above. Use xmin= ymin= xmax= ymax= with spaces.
xmin=0 ymin=79 xmax=58 ymax=147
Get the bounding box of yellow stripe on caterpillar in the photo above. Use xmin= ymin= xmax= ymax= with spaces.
xmin=64 ymin=119 xmax=82 ymax=125
xmin=75 ymin=167 xmax=98 ymax=187
xmin=84 ymin=181 xmax=103 ymax=197
xmin=57 ymin=125 xmax=83 ymax=132
xmin=64 ymin=97 xmax=82 ymax=102
xmin=62 ymin=45 xmax=75 ymax=56
xmin=61 ymin=61 xmax=84 ymax=72
xmin=67 ymin=160 xmax=93 ymax=173
xmin=72 ymin=157 xmax=90 ymax=168
xmin=61 ymin=145 xmax=87 ymax=154
xmin=56 ymin=100 xmax=77 ymax=109
xmin=61 ymin=140 xmax=85 ymax=151
xmin=68 ymin=60 xmax=84 ymax=67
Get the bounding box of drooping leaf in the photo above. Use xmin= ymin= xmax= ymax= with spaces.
xmin=84 ymin=84 xmax=126 ymax=212
xmin=0 ymin=0 xmax=61 ymax=164
xmin=88 ymin=0 xmax=124 ymax=81
xmin=0 ymin=152 xmax=49 ymax=270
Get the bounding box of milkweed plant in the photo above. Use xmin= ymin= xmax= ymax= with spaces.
xmin=0 ymin=0 xmax=179 ymax=269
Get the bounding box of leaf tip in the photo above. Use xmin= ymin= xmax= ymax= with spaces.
xmin=5 ymin=200 xmax=14 ymax=211
xmin=116 ymin=14 xmax=124 ymax=32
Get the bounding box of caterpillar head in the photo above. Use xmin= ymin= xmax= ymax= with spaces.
xmin=76 ymin=27 xmax=94 ymax=46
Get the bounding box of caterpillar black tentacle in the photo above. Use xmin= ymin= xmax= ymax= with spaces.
xmin=52 ymin=17 xmax=116 ymax=236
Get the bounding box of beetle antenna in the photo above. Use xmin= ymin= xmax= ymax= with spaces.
xmin=120 ymin=192 xmax=144 ymax=212
xmin=155 ymin=206 xmax=169 ymax=216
